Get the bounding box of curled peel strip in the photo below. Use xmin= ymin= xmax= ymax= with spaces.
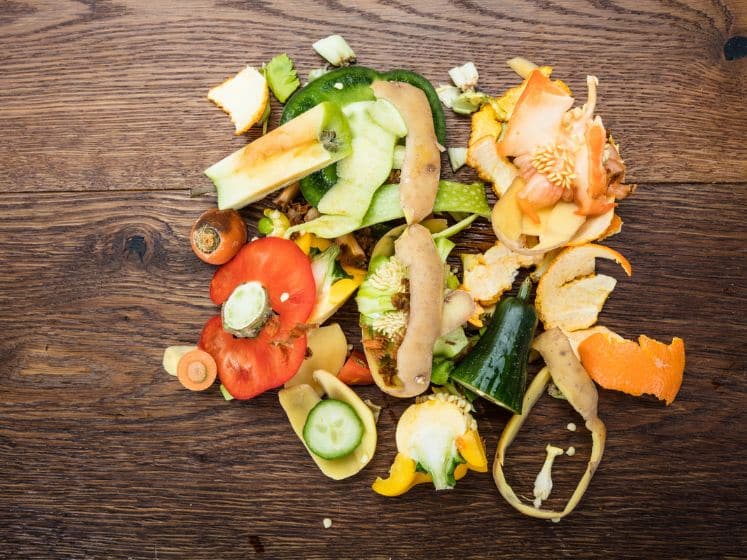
xmin=493 ymin=328 xmax=606 ymax=520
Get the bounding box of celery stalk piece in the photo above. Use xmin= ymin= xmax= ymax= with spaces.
xmin=220 ymin=385 xmax=235 ymax=401
xmin=313 ymin=34 xmax=356 ymax=66
xmin=431 ymin=214 xmax=478 ymax=240
xmin=448 ymin=147 xmax=467 ymax=172
xmin=264 ymin=53 xmax=300 ymax=103
xmin=434 ymin=236 xmax=456 ymax=263
xmin=448 ymin=62 xmax=479 ymax=91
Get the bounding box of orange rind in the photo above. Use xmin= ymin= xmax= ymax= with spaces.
xmin=578 ymin=332 xmax=686 ymax=405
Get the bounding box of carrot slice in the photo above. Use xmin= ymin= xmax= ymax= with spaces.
xmin=578 ymin=332 xmax=685 ymax=405
xmin=177 ymin=349 xmax=218 ymax=391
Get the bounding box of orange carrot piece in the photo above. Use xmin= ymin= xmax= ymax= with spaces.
xmin=177 ymin=349 xmax=218 ymax=391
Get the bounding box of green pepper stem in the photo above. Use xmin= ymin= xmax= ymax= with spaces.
xmin=517 ymin=276 xmax=533 ymax=302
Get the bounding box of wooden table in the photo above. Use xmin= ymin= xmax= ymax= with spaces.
xmin=2 ymin=1 xmax=745 ymax=558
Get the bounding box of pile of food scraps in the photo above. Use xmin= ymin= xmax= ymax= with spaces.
xmin=162 ymin=36 xmax=686 ymax=520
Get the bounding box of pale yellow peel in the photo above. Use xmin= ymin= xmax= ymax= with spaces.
xmin=284 ymin=324 xmax=348 ymax=394
xmin=494 ymin=329 xmax=606 ymax=520
xmin=535 ymin=244 xmax=632 ymax=332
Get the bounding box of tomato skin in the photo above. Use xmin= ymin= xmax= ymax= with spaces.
xmin=337 ymin=350 xmax=374 ymax=386
xmin=191 ymin=209 xmax=247 ymax=265
xmin=210 ymin=237 xmax=316 ymax=326
xmin=200 ymin=237 xmax=316 ymax=399
xmin=199 ymin=316 xmax=307 ymax=399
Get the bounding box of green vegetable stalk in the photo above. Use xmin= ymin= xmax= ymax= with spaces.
xmin=361 ymin=181 xmax=490 ymax=228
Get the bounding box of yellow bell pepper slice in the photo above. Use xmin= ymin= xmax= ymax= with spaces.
xmin=372 ymin=453 xmax=421 ymax=497
xmin=372 ymin=455 xmax=470 ymax=498
xmin=456 ymin=430 xmax=488 ymax=473
xmin=295 ymin=232 xmax=331 ymax=255
xmin=372 ymin=434 xmax=485 ymax=497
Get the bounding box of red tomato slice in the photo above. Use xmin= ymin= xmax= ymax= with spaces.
xmin=337 ymin=350 xmax=374 ymax=386
xmin=200 ymin=237 xmax=316 ymax=399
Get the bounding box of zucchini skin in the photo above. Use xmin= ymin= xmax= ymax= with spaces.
xmin=451 ymin=281 xmax=538 ymax=413
xmin=281 ymin=66 xmax=446 ymax=206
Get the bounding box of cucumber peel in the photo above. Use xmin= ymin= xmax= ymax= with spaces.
xmin=360 ymin=180 xmax=490 ymax=228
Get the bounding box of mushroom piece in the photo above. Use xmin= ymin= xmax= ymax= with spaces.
xmin=391 ymin=224 xmax=444 ymax=398
xmin=371 ymin=80 xmax=440 ymax=224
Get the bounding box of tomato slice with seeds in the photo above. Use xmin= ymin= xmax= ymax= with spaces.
xmin=199 ymin=237 xmax=316 ymax=399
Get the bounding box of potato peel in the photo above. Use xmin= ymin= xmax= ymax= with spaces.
xmin=494 ymin=329 xmax=606 ymax=520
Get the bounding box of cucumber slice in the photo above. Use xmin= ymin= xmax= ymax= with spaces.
xmin=367 ymin=99 xmax=408 ymax=137
xmin=303 ymin=399 xmax=364 ymax=459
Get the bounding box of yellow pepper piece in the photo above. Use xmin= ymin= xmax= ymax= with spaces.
xmin=454 ymin=464 xmax=468 ymax=480
xmin=295 ymin=232 xmax=332 ymax=255
xmin=328 ymin=278 xmax=361 ymax=306
xmin=373 ymin=454 xmax=467 ymax=497
xmin=456 ymin=430 xmax=488 ymax=473
xmin=372 ymin=452 xmax=420 ymax=497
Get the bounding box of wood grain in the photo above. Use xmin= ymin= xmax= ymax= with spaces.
xmin=0 ymin=0 xmax=745 ymax=194
xmin=1 ymin=0 xmax=746 ymax=558
xmin=1 ymin=183 xmax=745 ymax=559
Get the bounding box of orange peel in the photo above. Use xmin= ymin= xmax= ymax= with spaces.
xmin=208 ymin=66 xmax=269 ymax=135
xmin=578 ymin=332 xmax=686 ymax=405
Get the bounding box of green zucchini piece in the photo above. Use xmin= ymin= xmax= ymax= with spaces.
xmin=450 ymin=277 xmax=538 ymax=413
xmin=206 ymin=101 xmax=351 ymax=210
xmin=285 ymin=100 xmax=400 ymax=239
xmin=303 ymin=398 xmax=364 ymax=460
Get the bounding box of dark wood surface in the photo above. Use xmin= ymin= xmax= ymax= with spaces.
xmin=1 ymin=1 xmax=746 ymax=558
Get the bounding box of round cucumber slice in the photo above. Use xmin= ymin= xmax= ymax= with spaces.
xmin=303 ymin=399 xmax=364 ymax=460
